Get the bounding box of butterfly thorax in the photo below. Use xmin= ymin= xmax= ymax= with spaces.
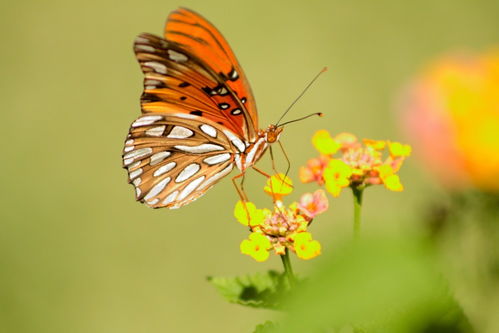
xmin=235 ymin=125 xmax=283 ymax=171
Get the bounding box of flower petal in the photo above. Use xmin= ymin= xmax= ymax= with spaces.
xmin=234 ymin=201 xmax=264 ymax=226
xmin=264 ymin=173 xmax=293 ymax=197
xmin=293 ymin=232 xmax=321 ymax=260
xmin=384 ymin=174 xmax=404 ymax=191
xmin=240 ymin=233 xmax=271 ymax=262
xmin=389 ymin=142 xmax=412 ymax=157
xmin=312 ymin=130 xmax=341 ymax=155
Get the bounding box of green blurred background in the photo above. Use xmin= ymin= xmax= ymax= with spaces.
xmin=1 ymin=0 xmax=498 ymax=332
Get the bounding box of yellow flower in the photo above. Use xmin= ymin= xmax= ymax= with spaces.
xmin=378 ymin=165 xmax=404 ymax=191
xmin=312 ymin=130 xmax=341 ymax=155
xmin=293 ymin=232 xmax=321 ymax=260
xmin=240 ymin=232 xmax=272 ymax=262
xmin=323 ymin=159 xmax=352 ymax=197
xmin=234 ymin=201 xmax=266 ymax=227
xmin=388 ymin=142 xmax=412 ymax=157
xmin=264 ymin=173 xmax=293 ymax=198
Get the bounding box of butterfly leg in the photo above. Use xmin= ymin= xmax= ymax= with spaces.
xmin=232 ymin=172 xmax=249 ymax=202
xmin=268 ymin=146 xmax=280 ymax=176
xmin=251 ymin=166 xmax=280 ymax=202
xmin=268 ymin=145 xmax=293 ymax=190
xmin=232 ymin=172 xmax=253 ymax=224
xmin=278 ymin=141 xmax=291 ymax=182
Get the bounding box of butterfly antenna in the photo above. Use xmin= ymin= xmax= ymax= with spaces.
xmin=275 ymin=67 xmax=328 ymax=126
xmin=278 ymin=112 xmax=324 ymax=127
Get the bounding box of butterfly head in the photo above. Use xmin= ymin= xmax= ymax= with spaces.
xmin=264 ymin=124 xmax=283 ymax=144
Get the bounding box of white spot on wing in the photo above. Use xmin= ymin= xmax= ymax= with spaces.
xmin=145 ymin=79 xmax=161 ymax=86
xmin=129 ymin=168 xmax=143 ymax=180
xmin=136 ymin=44 xmax=155 ymax=52
xmin=167 ymin=126 xmax=194 ymax=139
xmin=178 ymin=176 xmax=205 ymax=201
xmin=124 ymin=147 xmax=152 ymax=161
xmin=146 ymin=125 xmax=165 ymax=137
xmin=153 ymin=162 xmax=176 ymax=177
xmin=174 ymin=144 xmax=224 ymax=154
xmin=133 ymin=177 xmax=142 ymax=186
xmin=147 ymin=198 xmax=159 ymax=205
xmin=163 ymin=191 xmax=178 ymax=205
xmin=199 ymin=164 xmax=234 ymax=190
xmin=168 ymin=50 xmax=188 ymax=62
xmin=144 ymin=61 xmax=167 ymax=74
xmin=125 ymin=139 xmax=134 ymax=145
xmin=200 ymin=124 xmax=217 ymax=138
xmin=132 ymin=115 xmax=163 ymax=127
xmin=203 ymin=153 xmax=231 ymax=165
xmin=223 ymin=130 xmax=246 ymax=153
xmin=124 ymin=145 xmax=134 ymax=152
xmin=136 ymin=187 xmax=141 ymax=197
xmin=172 ymin=113 xmax=197 ymax=119
xmin=144 ymin=177 xmax=171 ymax=201
xmin=129 ymin=161 xmax=141 ymax=170
xmin=150 ymin=151 xmax=171 ymax=166
xmin=175 ymin=163 xmax=200 ymax=182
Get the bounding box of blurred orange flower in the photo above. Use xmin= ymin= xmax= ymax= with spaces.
xmin=401 ymin=50 xmax=499 ymax=191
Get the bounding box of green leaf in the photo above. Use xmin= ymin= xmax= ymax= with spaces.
xmin=276 ymin=235 xmax=472 ymax=333
xmin=207 ymin=270 xmax=289 ymax=310
xmin=253 ymin=321 xmax=279 ymax=333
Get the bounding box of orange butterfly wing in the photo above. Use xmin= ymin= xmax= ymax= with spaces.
xmin=135 ymin=33 xmax=246 ymax=137
xmin=164 ymin=8 xmax=258 ymax=140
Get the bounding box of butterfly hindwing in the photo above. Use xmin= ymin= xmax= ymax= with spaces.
xmin=122 ymin=113 xmax=241 ymax=209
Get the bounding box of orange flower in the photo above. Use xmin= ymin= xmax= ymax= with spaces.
xmin=401 ymin=50 xmax=499 ymax=191
xmin=298 ymin=189 xmax=329 ymax=219
xmin=299 ymin=155 xmax=330 ymax=185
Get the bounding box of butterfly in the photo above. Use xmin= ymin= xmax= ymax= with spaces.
xmin=122 ymin=8 xmax=286 ymax=209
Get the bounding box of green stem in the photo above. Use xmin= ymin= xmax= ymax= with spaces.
xmin=352 ymin=186 xmax=364 ymax=239
xmin=280 ymin=248 xmax=296 ymax=287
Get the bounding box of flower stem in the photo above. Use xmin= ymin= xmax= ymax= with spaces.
xmin=281 ymin=248 xmax=296 ymax=287
xmin=352 ymin=186 xmax=364 ymax=239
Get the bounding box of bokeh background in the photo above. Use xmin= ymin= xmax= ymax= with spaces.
xmin=1 ymin=0 xmax=498 ymax=332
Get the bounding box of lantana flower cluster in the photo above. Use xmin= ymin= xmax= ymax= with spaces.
xmin=235 ymin=174 xmax=328 ymax=262
xmin=300 ymin=130 xmax=411 ymax=197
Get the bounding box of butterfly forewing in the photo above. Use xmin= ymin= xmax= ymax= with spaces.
xmin=165 ymin=8 xmax=258 ymax=136
xmin=123 ymin=113 xmax=240 ymax=208
xmin=134 ymin=31 xmax=255 ymax=141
